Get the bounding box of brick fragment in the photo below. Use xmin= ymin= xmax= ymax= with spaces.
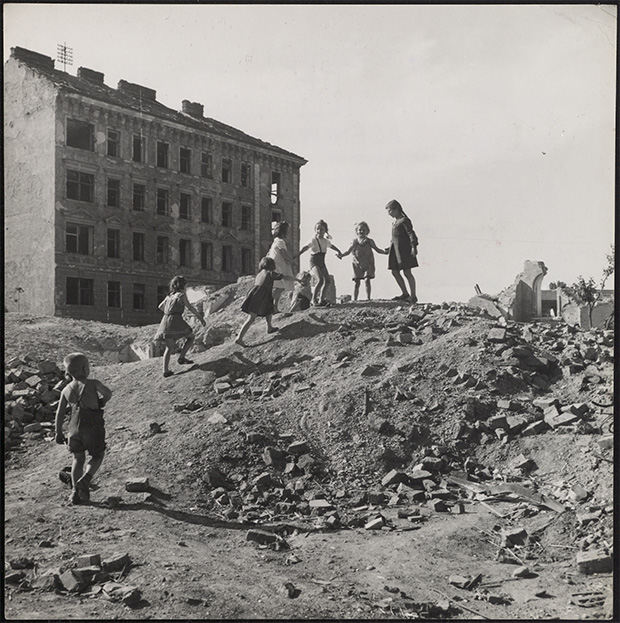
xmin=101 ymin=552 xmax=131 ymax=573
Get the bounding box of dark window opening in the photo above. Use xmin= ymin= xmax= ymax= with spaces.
xmin=241 ymin=163 xmax=251 ymax=188
xmin=241 ymin=205 xmax=252 ymax=231
xmin=107 ymin=129 xmax=120 ymax=157
xmin=201 ymin=152 xmax=213 ymax=178
xmin=156 ymin=236 xmax=169 ymax=265
xmin=270 ymin=171 xmax=281 ymax=204
xmin=66 ymin=277 xmax=94 ymax=306
xmin=241 ymin=248 xmax=253 ymax=275
xmin=222 ymin=245 xmax=233 ymax=272
xmin=66 ymin=223 xmax=92 ymax=255
xmin=156 ymin=188 xmax=169 ymax=216
xmin=180 ymin=147 xmax=192 ymax=174
xmin=107 ymin=281 xmax=121 ymax=308
xmin=180 ymin=239 xmax=191 ymax=267
xmin=107 ymin=229 xmax=120 ymax=258
xmin=156 ymin=141 xmax=169 ymax=168
xmin=133 ymin=283 xmax=146 ymax=310
xmin=156 ymin=285 xmax=168 ymax=306
xmin=133 ymin=232 xmax=145 ymax=261
xmin=222 ymin=158 xmax=232 ymax=184
xmin=271 ymin=210 xmax=282 ymax=223
xmin=222 ymin=201 xmax=233 ymax=227
xmin=201 ymin=242 xmax=213 ymax=270
xmin=132 ymin=134 xmax=144 ymax=163
xmin=180 ymin=193 xmax=191 ymax=220
xmin=133 ymin=184 xmax=146 ymax=211
xmin=66 ymin=119 xmax=94 ymax=151
xmin=107 ymin=178 xmax=121 ymax=207
xmin=201 ymin=197 xmax=213 ymax=223
xmin=66 ymin=170 xmax=94 ymax=202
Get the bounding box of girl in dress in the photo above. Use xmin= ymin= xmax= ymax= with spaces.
xmin=154 ymin=275 xmax=206 ymax=377
xmin=235 ymin=257 xmax=282 ymax=346
xmin=385 ymin=200 xmax=419 ymax=303
xmin=340 ymin=221 xmax=388 ymax=301
xmin=295 ymin=219 xmax=343 ymax=306
xmin=267 ymin=221 xmax=295 ymax=312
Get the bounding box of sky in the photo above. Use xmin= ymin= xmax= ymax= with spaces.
xmin=4 ymin=3 xmax=616 ymax=303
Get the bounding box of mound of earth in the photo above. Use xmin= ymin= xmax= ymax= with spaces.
xmin=4 ymin=299 xmax=614 ymax=620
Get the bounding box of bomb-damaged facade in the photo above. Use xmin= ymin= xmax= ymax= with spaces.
xmin=5 ymin=46 xmax=307 ymax=325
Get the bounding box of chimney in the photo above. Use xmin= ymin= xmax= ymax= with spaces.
xmin=11 ymin=47 xmax=54 ymax=71
xmin=77 ymin=67 xmax=105 ymax=85
xmin=117 ymin=79 xmax=157 ymax=102
xmin=182 ymin=100 xmax=204 ymax=119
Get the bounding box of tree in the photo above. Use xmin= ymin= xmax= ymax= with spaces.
xmin=571 ymin=245 xmax=615 ymax=328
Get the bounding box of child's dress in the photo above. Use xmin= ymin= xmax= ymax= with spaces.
xmin=154 ymin=292 xmax=193 ymax=340
xmin=67 ymin=380 xmax=106 ymax=456
xmin=267 ymin=237 xmax=295 ymax=291
xmin=241 ymin=270 xmax=282 ymax=316
xmin=388 ymin=216 xmax=419 ymax=271
xmin=349 ymin=238 xmax=377 ymax=280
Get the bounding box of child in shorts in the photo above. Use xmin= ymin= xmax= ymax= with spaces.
xmin=55 ymin=353 xmax=112 ymax=505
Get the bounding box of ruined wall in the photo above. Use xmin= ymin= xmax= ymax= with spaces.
xmin=4 ymin=59 xmax=57 ymax=314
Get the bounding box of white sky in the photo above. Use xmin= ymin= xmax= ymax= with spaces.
xmin=4 ymin=3 xmax=616 ymax=303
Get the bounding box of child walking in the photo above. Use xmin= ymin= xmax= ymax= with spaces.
xmin=340 ymin=221 xmax=388 ymax=301
xmin=289 ymin=271 xmax=312 ymax=312
xmin=235 ymin=257 xmax=282 ymax=346
xmin=55 ymin=353 xmax=112 ymax=505
xmin=155 ymin=275 xmax=206 ymax=377
xmin=385 ymin=199 xmax=419 ymax=303
xmin=295 ymin=219 xmax=342 ymax=307
xmin=267 ymin=221 xmax=296 ymax=312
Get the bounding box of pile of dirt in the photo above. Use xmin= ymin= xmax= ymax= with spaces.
xmin=3 ymin=300 xmax=614 ymax=620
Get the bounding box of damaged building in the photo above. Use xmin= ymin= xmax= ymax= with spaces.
xmin=4 ymin=46 xmax=307 ymax=325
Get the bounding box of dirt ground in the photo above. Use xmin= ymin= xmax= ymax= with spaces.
xmin=4 ymin=299 xmax=615 ymax=620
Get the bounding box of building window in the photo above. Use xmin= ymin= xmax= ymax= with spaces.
xmin=241 ymin=163 xmax=252 ymax=188
xmin=271 ymin=171 xmax=281 ymax=204
xmin=133 ymin=283 xmax=146 ymax=310
xmin=133 ymin=232 xmax=145 ymax=261
xmin=222 ymin=245 xmax=233 ymax=272
xmin=107 ymin=178 xmax=121 ymax=207
xmin=180 ymin=193 xmax=191 ymax=220
xmin=156 ymin=285 xmax=168 ymax=306
xmin=107 ymin=281 xmax=121 ymax=308
xmin=241 ymin=248 xmax=253 ymax=275
xmin=66 ymin=118 xmax=94 ymax=151
xmin=156 ymin=235 xmax=169 ymax=265
xmin=241 ymin=205 xmax=252 ymax=231
xmin=107 ymin=228 xmax=120 ymax=258
xmin=133 ymin=184 xmax=146 ymax=211
xmin=221 ymin=201 xmax=233 ymax=227
xmin=271 ymin=210 xmax=282 ymax=223
xmin=66 ymin=277 xmax=94 ymax=306
xmin=156 ymin=141 xmax=169 ymax=168
xmin=156 ymin=188 xmax=169 ymax=216
xmin=201 ymin=197 xmax=213 ymax=223
xmin=66 ymin=170 xmax=94 ymax=203
xmin=132 ymin=134 xmax=144 ymax=163
xmin=180 ymin=147 xmax=192 ymax=174
xmin=107 ymin=129 xmax=120 ymax=157
xmin=180 ymin=238 xmax=191 ymax=267
xmin=201 ymin=242 xmax=213 ymax=270
xmin=66 ymin=223 xmax=92 ymax=255
xmin=222 ymin=158 xmax=232 ymax=184
xmin=201 ymin=152 xmax=213 ymax=178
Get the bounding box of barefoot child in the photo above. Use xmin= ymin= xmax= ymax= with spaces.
xmin=340 ymin=221 xmax=388 ymax=301
xmin=295 ymin=219 xmax=343 ymax=306
xmin=155 ymin=275 xmax=206 ymax=377
xmin=267 ymin=221 xmax=295 ymax=312
xmin=385 ymin=199 xmax=419 ymax=303
xmin=55 ymin=353 xmax=112 ymax=505
xmin=235 ymin=257 xmax=282 ymax=346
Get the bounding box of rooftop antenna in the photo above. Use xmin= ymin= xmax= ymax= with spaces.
xmin=56 ymin=43 xmax=73 ymax=72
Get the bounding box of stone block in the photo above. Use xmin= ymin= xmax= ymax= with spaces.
xmin=545 ymin=411 xmax=579 ymax=428
xmin=246 ymin=529 xmax=278 ymax=544
xmin=72 ymin=566 xmax=102 ymax=585
xmin=75 ymin=554 xmax=101 ymax=568
xmin=522 ymin=420 xmax=547 ymax=436
xmin=125 ymin=477 xmax=150 ymax=492
xmin=59 ymin=569 xmax=84 ymax=592
xmin=262 ymin=447 xmax=286 ymax=466
xmin=309 ymin=499 xmax=334 ymax=511
xmin=576 ymin=550 xmax=613 ymax=574
xmin=286 ymin=440 xmax=308 ymax=455
xmin=25 ymin=375 xmax=43 ymax=387
xmin=364 ymin=516 xmax=385 ymax=530
xmin=37 ymin=360 xmax=58 ymax=375
xmin=487 ymin=414 xmax=508 ymax=430
xmin=381 ymin=469 xmax=406 ymax=487
xmin=505 ymin=415 xmax=528 ymax=434
xmin=32 ymin=572 xmax=59 ymax=590
xmin=101 ymin=552 xmax=131 ymax=573
xmin=102 ymin=581 xmax=141 ymax=606
xmin=427 ymin=499 xmax=448 ymax=512
xmin=487 ymin=328 xmax=507 ymax=343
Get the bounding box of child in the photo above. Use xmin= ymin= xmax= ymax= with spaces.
xmin=267 ymin=221 xmax=295 ymax=312
xmin=295 ymin=219 xmax=343 ymax=306
xmin=55 ymin=353 xmax=112 ymax=505
xmin=385 ymin=199 xmax=419 ymax=303
xmin=340 ymin=221 xmax=388 ymax=301
xmin=289 ymin=271 xmax=312 ymax=312
xmin=235 ymin=257 xmax=282 ymax=346
xmin=154 ymin=275 xmax=206 ymax=377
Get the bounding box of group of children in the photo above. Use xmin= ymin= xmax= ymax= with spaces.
xmin=54 ymin=200 xmax=419 ymax=503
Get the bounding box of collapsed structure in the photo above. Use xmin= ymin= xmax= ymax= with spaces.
xmin=4 ymin=46 xmax=306 ymax=325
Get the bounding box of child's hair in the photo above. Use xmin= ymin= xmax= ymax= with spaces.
xmin=259 ymin=256 xmax=276 ymax=271
xmin=63 ymin=352 xmax=89 ymax=379
xmin=169 ymin=275 xmax=187 ymax=293
xmin=386 ymin=199 xmax=407 ymax=218
xmin=355 ymin=221 xmax=370 ymax=235
xmin=315 ymin=219 xmax=332 ymax=239
xmin=272 ymin=221 xmax=289 ymax=238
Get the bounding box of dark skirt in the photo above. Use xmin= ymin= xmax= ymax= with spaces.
xmin=241 ymin=285 xmax=274 ymax=317
xmin=388 ymin=244 xmax=419 ymax=271
xmin=309 ymin=252 xmax=326 ymax=269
